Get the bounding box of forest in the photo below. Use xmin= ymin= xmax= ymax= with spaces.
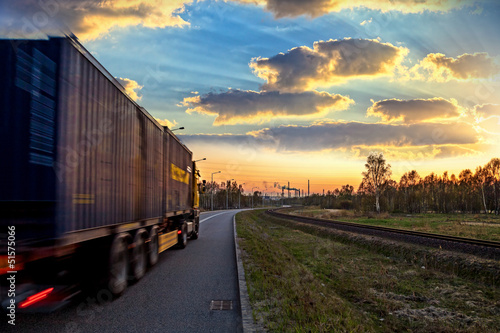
xmin=199 ymin=153 xmax=500 ymax=214
xmin=305 ymin=153 xmax=500 ymax=214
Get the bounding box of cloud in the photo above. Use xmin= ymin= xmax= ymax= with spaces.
xmin=0 ymin=0 xmax=482 ymax=41
xmin=0 ymin=0 xmax=192 ymax=40
xmin=233 ymin=0 xmax=475 ymax=18
xmin=476 ymin=116 xmax=500 ymax=135
xmin=367 ymin=98 xmax=461 ymax=124
xmin=408 ymin=52 xmax=500 ymax=82
xmin=116 ymin=77 xmax=143 ymax=101
xmin=250 ymin=122 xmax=478 ymax=152
xmin=474 ymin=104 xmax=500 ymax=118
xmin=180 ymin=89 xmax=354 ymax=125
xmin=155 ymin=118 xmax=178 ymax=128
xmin=466 ymin=104 xmax=500 ymax=135
xmin=432 ymin=145 xmax=483 ymax=158
xmin=180 ymin=133 xmax=262 ymax=146
xmin=360 ymin=18 xmax=372 ymax=26
xmin=179 ymin=121 xmax=480 ymax=160
xmin=250 ymin=38 xmax=408 ymax=92
xmin=351 ymin=144 xmax=482 ymax=160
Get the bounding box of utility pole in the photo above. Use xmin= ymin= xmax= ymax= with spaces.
xmin=308 ymin=180 xmax=310 ymax=197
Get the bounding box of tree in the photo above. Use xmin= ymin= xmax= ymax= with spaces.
xmin=458 ymin=169 xmax=473 ymax=212
xmin=475 ymin=166 xmax=489 ymax=213
xmin=339 ymin=184 xmax=354 ymax=199
xmin=422 ymin=172 xmax=439 ymax=212
xmin=361 ymin=152 xmax=392 ymax=213
xmin=399 ymin=170 xmax=421 ymax=213
xmin=486 ymin=158 xmax=500 ymax=214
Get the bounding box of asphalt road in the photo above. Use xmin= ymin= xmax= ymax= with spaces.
xmin=2 ymin=210 xmax=244 ymax=333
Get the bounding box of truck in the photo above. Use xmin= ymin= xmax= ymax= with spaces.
xmin=0 ymin=36 xmax=201 ymax=310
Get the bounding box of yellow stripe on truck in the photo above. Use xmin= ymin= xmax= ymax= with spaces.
xmin=72 ymin=193 xmax=95 ymax=204
xmin=171 ymin=163 xmax=190 ymax=184
xmin=159 ymin=231 xmax=178 ymax=253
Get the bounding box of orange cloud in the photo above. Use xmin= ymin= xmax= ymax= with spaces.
xmin=367 ymin=98 xmax=461 ymax=124
xmin=180 ymin=89 xmax=354 ymax=125
xmin=408 ymin=52 xmax=499 ymax=82
xmin=351 ymin=144 xmax=482 ymax=161
xmin=0 ymin=0 xmax=192 ymax=40
xmin=467 ymin=104 xmax=500 ymax=135
xmin=181 ymin=121 xmax=481 ymax=159
xmin=116 ymin=77 xmax=143 ymax=101
xmin=474 ymin=104 xmax=500 ymax=119
xmin=249 ymin=121 xmax=479 ymax=152
xmin=155 ymin=118 xmax=178 ymax=128
xmin=250 ymin=38 xmax=408 ymax=92
xmin=234 ymin=0 xmax=474 ymax=18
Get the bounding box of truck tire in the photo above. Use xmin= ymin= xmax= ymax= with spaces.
xmin=108 ymin=234 xmax=129 ymax=296
xmin=131 ymin=229 xmax=147 ymax=281
xmin=191 ymin=219 xmax=199 ymax=240
xmin=148 ymin=226 xmax=159 ymax=266
xmin=177 ymin=222 xmax=188 ymax=249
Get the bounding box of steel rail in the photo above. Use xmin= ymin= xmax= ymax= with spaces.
xmin=267 ymin=209 xmax=500 ymax=249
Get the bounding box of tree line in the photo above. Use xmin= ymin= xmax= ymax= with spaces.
xmin=305 ymin=153 xmax=500 ymax=214
xmin=199 ymin=180 xmax=265 ymax=210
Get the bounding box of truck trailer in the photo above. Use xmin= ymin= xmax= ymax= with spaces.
xmin=0 ymin=36 xmax=200 ymax=310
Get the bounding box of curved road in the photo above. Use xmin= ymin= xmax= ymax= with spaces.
xmin=2 ymin=210 xmax=244 ymax=333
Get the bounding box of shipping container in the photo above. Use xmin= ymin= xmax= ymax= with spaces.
xmin=0 ymin=36 xmax=200 ymax=307
xmin=0 ymin=37 xmax=167 ymax=242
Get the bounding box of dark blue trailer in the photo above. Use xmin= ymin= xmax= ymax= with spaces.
xmin=0 ymin=37 xmax=200 ymax=310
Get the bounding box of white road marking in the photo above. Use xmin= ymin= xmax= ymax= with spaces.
xmin=200 ymin=211 xmax=229 ymax=223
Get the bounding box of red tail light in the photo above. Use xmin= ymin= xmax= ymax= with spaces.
xmin=177 ymin=230 xmax=182 ymax=234
xmin=19 ymin=288 xmax=54 ymax=308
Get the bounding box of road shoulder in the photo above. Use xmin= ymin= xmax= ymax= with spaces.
xmin=233 ymin=215 xmax=260 ymax=333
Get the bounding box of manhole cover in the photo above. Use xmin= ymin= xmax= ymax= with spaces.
xmin=210 ymin=300 xmax=233 ymax=310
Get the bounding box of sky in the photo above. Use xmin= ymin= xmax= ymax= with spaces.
xmin=1 ymin=0 xmax=500 ymax=195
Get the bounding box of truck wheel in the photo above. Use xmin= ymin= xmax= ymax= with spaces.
xmin=191 ymin=220 xmax=199 ymax=240
xmin=131 ymin=229 xmax=147 ymax=281
xmin=148 ymin=226 xmax=159 ymax=266
xmin=108 ymin=234 xmax=129 ymax=296
xmin=177 ymin=222 xmax=188 ymax=249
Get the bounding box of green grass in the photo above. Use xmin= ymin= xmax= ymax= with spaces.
xmin=290 ymin=208 xmax=500 ymax=242
xmin=236 ymin=210 xmax=500 ymax=332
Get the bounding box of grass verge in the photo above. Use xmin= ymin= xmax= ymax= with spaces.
xmin=289 ymin=207 xmax=500 ymax=242
xmin=236 ymin=210 xmax=500 ymax=332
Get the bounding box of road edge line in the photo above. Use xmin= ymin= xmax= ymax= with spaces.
xmin=233 ymin=214 xmax=259 ymax=333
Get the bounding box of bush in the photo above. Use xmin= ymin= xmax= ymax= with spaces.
xmin=339 ymin=200 xmax=352 ymax=210
xmin=366 ymin=211 xmax=390 ymax=219
xmin=339 ymin=210 xmax=350 ymax=217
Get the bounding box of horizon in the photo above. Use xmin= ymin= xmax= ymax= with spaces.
xmin=2 ymin=0 xmax=499 ymax=194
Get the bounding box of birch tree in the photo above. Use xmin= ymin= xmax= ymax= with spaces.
xmin=361 ymin=152 xmax=392 ymax=213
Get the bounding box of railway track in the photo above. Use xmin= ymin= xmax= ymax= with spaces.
xmin=266 ymin=209 xmax=500 ymax=256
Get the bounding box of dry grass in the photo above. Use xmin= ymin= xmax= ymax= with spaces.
xmin=289 ymin=207 xmax=500 ymax=242
xmin=236 ymin=210 xmax=500 ymax=332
